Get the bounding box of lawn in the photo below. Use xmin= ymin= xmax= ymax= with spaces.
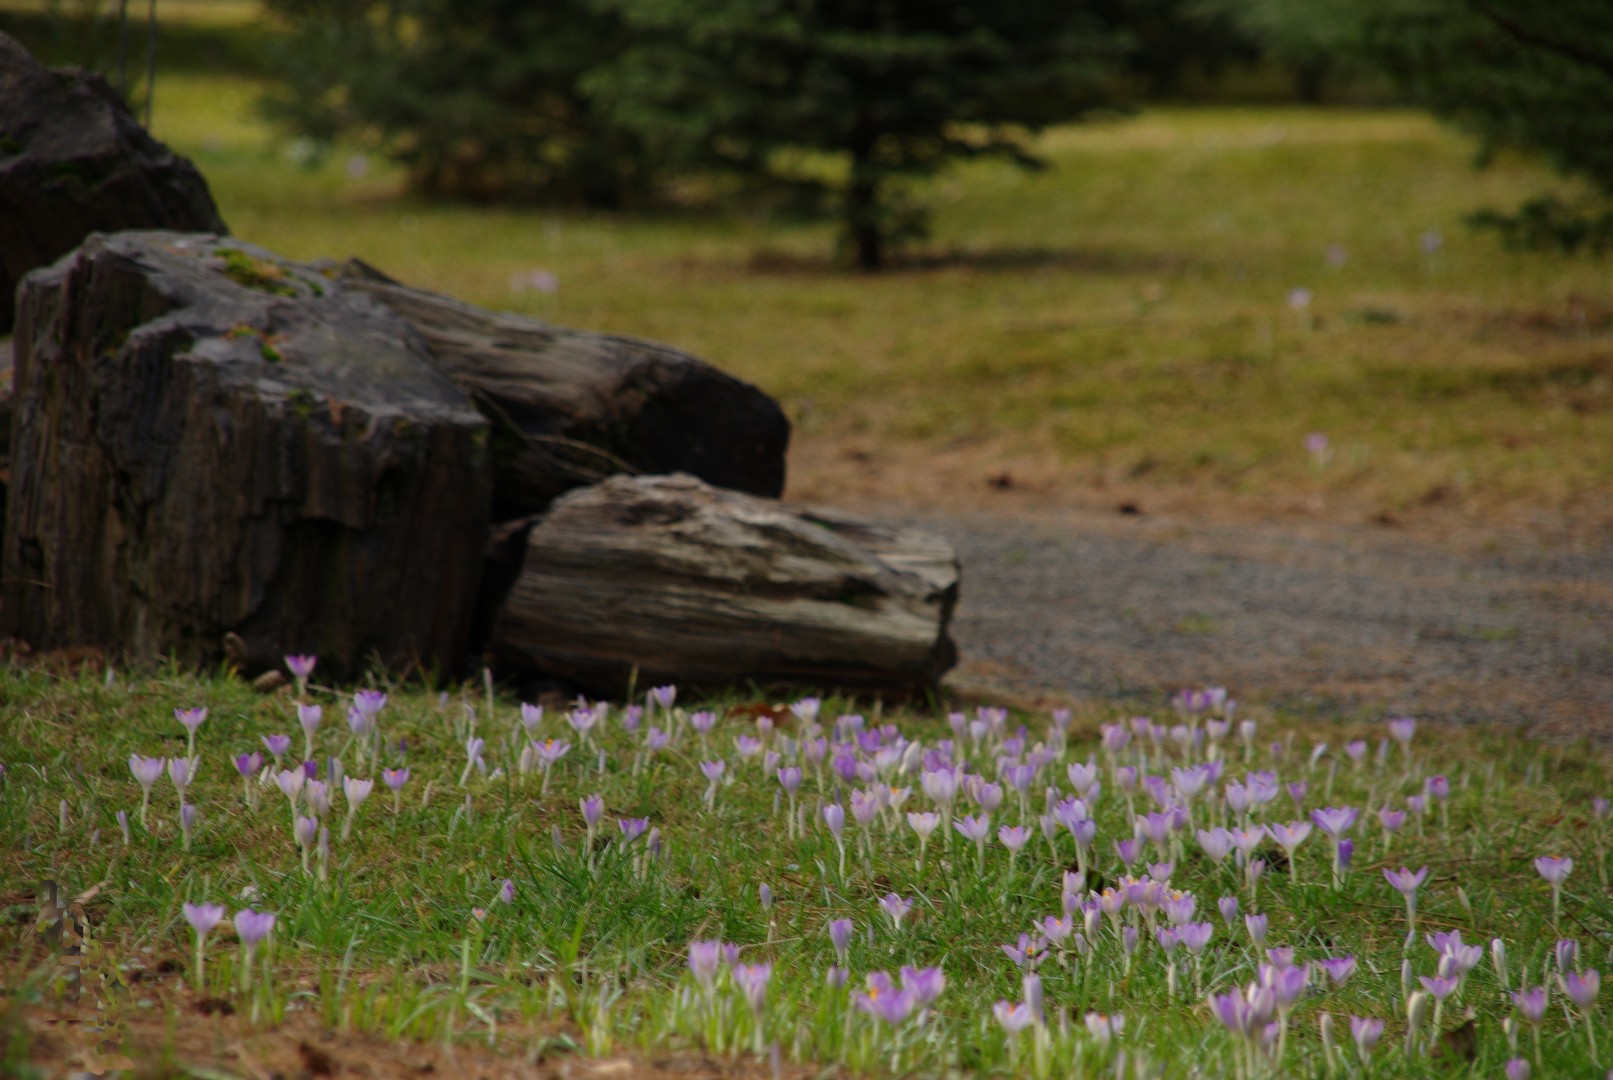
xmin=125 ymin=65 xmax=1611 ymax=533
xmin=2 ymin=671 xmax=1609 ymax=1077
xmin=2 ymin=7 xmax=1611 ymax=1076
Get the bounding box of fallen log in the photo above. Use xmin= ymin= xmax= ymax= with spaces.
xmin=336 ymin=261 xmax=790 ymax=519
xmin=3 ymin=231 xmax=491 ymax=678
xmin=490 ymin=474 xmax=959 ymax=695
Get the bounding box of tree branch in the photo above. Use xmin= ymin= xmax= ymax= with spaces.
xmin=1470 ymin=4 xmax=1613 ymax=81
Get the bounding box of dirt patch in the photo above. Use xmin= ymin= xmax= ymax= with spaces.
xmin=16 ymin=983 xmax=804 ymax=1080
xmin=785 ymin=444 xmax=1613 ymax=745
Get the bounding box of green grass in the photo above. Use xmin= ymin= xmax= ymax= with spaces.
xmin=2 ymin=6 xmax=1609 ymax=523
xmin=2 ymin=670 xmax=1611 ymax=1077
xmin=121 ymin=74 xmax=1608 ymax=526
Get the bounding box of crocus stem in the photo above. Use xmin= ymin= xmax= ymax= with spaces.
xmin=193 ymin=937 xmax=206 ymax=992
xmin=1586 ymin=1011 xmax=1599 ymax=1065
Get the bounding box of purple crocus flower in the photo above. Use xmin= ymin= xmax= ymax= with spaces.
xmin=1505 ymin=1058 xmax=1532 ymax=1080
xmin=499 ymin=879 xmax=515 ymax=904
xmin=701 ymin=760 xmax=726 ymax=785
xmin=1245 ymin=913 xmax=1268 ymax=946
xmin=878 ymin=893 xmax=912 ymax=930
xmin=1178 ymin=922 xmax=1214 ymax=955
xmin=776 ymin=766 xmax=803 ymax=794
xmin=1197 ymin=827 xmax=1234 ymax=863
xmin=353 ymin=689 xmax=387 ymax=717
xmin=687 ymin=939 xmax=721 ymax=990
xmin=900 ymin=965 xmax=945 ymax=1007
xmin=1556 ymin=939 xmax=1580 ymax=971
xmin=130 ymin=754 xmax=165 ymax=792
xmin=855 ymin=972 xmax=916 ymax=1024
xmin=998 ymin=824 xmax=1033 ymax=852
xmin=618 ymin=817 xmax=649 ymax=842
xmin=1418 ymin=974 xmax=1459 ymax=1000
xmin=1002 ymin=933 xmax=1044 ymax=968
xmin=953 ymin=812 xmax=990 ymax=843
xmin=828 ymin=918 xmax=854 ymax=963
xmin=1319 ymin=956 xmax=1356 ymax=986
xmin=261 ymin=734 xmax=291 ymax=761
xmin=994 ymin=1000 xmax=1036 ymax=1034
xmin=184 ymin=902 xmax=226 ymax=937
xmin=1384 ymin=865 xmax=1428 ymax=902
xmin=733 ymin=962 xmax=771 ymax=1019
xmin=234 ymin=908 xmax=276 ymax=949
xmin=1559 ymin=970 xmax=1600 ymax=1009
xmin=1536 ymin=854 xmax=1573 ymax=884
xmin=1425 ymin=775 xmax=1450 ymax=800
xmin=581 ymin=794 xmax=605 ymax=829
xmin=1512 ymin=986 xmax=1548 ymax=1024
xmin=1377 ymin=807 xmax=1407 ymax=833
xmin=1350 ymin=1016 xmax=1384 ymax=1058
xmin=1218 ymin=895 xmax=1239 ymax=926
xmin=285 ymin=654 xmax=317 ymax=681
xmin=382 ymin=766 xmax=410 ymax=790
xmin=175 ymin=707 xmax=208 ymax=737
xmin=823 ymin=803 xmax=845 ymax=837
xmin=1311 ymin=806 xmax=1358 ymax=838
xmin=166 ymin=756 xmax=192 ymax=795
xmin=1388 ymin=717 xmax=1416 ymax=746
xmin=234 ymin=752 xmax=263 ymax=778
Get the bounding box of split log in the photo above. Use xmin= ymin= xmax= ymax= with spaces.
xmin=491 ymin=474 xmax=959 ymax=695
xmin=0 ymin=33 xmax=227 ymax=332
xmin=2 ymin=231 xmax=491 ymax=678
xmin=336 ymin=261 xmax=790 ymax=519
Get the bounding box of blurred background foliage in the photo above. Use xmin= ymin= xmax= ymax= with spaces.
xmin=9 ymin=0 xmax=1610 ymax=265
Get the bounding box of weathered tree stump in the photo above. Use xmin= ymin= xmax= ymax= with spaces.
xmin=0 ymin=34 xmax=227 ymax=333
xmin=2 ymin=231 xmax=491 ymax=678
xmin=336 ymin=261 xmax=790 ymax=519
xmin=490 ymin=474 xmax=959 ymax=695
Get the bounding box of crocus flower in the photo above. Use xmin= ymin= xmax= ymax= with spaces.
xmin=498 ymin=879 xmax=515 ymax=904
xmin=994 ymin=1000 xmax=1037 ymax=1035
xmin=733 ymin=962 xmax=771 ymax=1050
xmin=855 ymin=972 xmax=916 ymax=1025
xmin=1513 ymin=986 xmax=1548 ymax=1025
xmin=1002 ymin=933 xmax=1045 ymax=969
xmin=1245 ymin=913 xmax=1268 ymax=947
xmin=285 ymin=654 xmax=316 ymax=694
xmin=298 ymin=703 xmax=322 ymax=759
xmin=1384 ymin=865 xmax=1429 ymax=938
xmin=167 ymin=756 xmax=192 ymax=800
xmin=180 ymin=802 xmax=198 ymax=851
xmin=129 ymin=754 xmax=165 ymax=826
xmin=460 ymin=737 xmax=486 ymax=786
xmin=1419 ymin=974 xmax=1458 ymax=1000
xmin=175 ymin=708 xmax=208 ymax=758
xmin=233 ymin=909 xmax=277 ymax=992
xmin=1319 ymin=956 xmax=1356 ymax=986
xmin=1267 ymin=820 xmax=1312 ymax=881
xmin=1536 ymin=855 xmax=1573 ymax=923
xmin=878 ymin=893 xmax=912 ymax=930
xmin=1218 ymin=895 xmax=1239 ymax=926
xmin=340 ymin=776 xmax=373 ymax=839
xmin=381 ymin=766 xmax=410 ymax=813
xmin=1559 ymin=969 xmax=1599 ymax=1009
xmin=1388 ymin=717 xmax=1416 ymax=747
xmin=688 ymin=940 xmax=721 ymax=991
xmin=1505 ymin=1059 xmax=1531 ymax=1080
xmin=261 ymin=734 xmax=291 ymax=764
xmin=1556 ymin=938 xmax=1579 ymax=971
xmin=900 ymin=965 xmax=945 ymax=1008
xmin=183 ymin=901 xmax=226 ymax=990
xmin=1560 ymin=970 xmax=1603 ymax=1060
xmin=618 ymin=817 xmax=649 ymax=842
xmin=1349 ymin=1016 xmax=1383 ymax=1063
xmin=828 ymin=918 xmax=853 ymax=963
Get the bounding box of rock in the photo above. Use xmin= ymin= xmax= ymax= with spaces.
xmin=490 ymin=473 xmax=959 ymax=695
xmin=0 ymin=33 xmax=227 ymax=333
xmin=336 ymin=261 xmax=790 ymax=519
xmin=2 ymin=230 xmax=491 ymax=679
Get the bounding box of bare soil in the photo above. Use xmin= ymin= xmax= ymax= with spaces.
xmin=788 ymin=443 xmax=1613 ymax=744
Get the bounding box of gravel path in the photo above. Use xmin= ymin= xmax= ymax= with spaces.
xmin=890 ymin=506 xmax=1613 ymax=743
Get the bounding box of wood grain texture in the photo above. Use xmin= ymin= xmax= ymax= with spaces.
xmin=2 ymin=231 xmax=490 ymax=678
xmin=337 ymin=261 xmax=790 ymax=520
xmin=492 ymin=474 xmax=958 ymax=695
